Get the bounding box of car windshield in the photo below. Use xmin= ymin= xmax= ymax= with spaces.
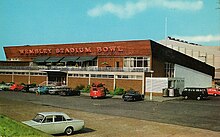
xmin=32 ymin=114 xmax=45 ymax=123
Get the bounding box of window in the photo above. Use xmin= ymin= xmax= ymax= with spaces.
xmin=124 ymin=57 xmax=150 ymax=68
xmin=33 ymin=114 xmax=44 ymax=123
xmin=54 ymin=115 xmax=65 ymax=122
xmin=43 ymin=116 xmax=53 ymax=123
xmin=165 ymin=62 xmax=174 ymax=78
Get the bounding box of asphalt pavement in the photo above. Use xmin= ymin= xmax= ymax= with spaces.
xmin=0 ymin=91 xmax=220 ymax=132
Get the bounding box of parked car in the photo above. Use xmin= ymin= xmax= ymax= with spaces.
xmin=28 ymin=87 xmax=38 ymax=93
xmin=22 ymin=112 xmax=84 ymax=135
xmin=58 ymin=88 xmax=80 ymax=96
xmin=48 ymin=86 xmax=68 ymax=95
xmin=22 ymin=84 xmax=37 ymax=92
xmin=37 ymin=86 xmax=49 ymax=94
xmin=0 ymin=83 xmax=13 ymax=91
xmin=182 ymin=87 xmax=208 ymax=100
xmin=10 ymin=84 xmax=24 ymax=91
xmin=90 ymin=82 xmax=107 ymax=99
xmin=122 ymin=90 xmax=143 ymax=101
xmin=207 ymin=88 xmax=220 ymax=96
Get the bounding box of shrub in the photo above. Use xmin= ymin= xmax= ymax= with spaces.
xmin=82 ymin=85 xmax=91 ymax=93
xmin=110 ymin=87 xmax=125 ymax=95
xmin=31 ymin=83 xmax=37 ymax=87
xmin=75 ymin=84 xmax=85 ymax=91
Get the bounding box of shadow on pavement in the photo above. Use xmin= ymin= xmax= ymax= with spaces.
xmin=54 ymin=127 xmax=96 ymax=136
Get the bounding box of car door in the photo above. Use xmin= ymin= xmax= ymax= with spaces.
xmin=53 ymin=115 xmax=67 ymax=133
xmin=40 ymin=115 xmax=56 ymax=134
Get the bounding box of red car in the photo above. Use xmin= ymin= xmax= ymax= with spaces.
xmin=207 ymin=88 xmax=220 ymax=96
xmin=90 ymin=82 xmax=107 ymax=99
xmin=10 ymin=84 xmax=24 ymax=91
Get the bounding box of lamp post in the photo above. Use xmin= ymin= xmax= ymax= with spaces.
xmin=150 ymin=70 xmax=154 ymax=100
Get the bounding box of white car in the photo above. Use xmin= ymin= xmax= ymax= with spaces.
xmin=22 ymin=112 xmax=84 ymax=135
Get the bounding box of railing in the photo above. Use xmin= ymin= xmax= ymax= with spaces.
xmin=0 ymin=66 xmax=150 ymax=72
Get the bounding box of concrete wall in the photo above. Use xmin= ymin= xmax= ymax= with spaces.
xmin=174 ymin=64 xmax=212 ymax=88
xmin=159 ymin=39 xmax=220 ymax=79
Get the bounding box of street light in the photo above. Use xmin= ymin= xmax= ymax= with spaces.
xmin=149 ymin=70 xmax=154 ymax=101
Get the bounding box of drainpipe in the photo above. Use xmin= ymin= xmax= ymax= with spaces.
xmin=142 ymin=71 xmax=145 ymax=95
xmin=12 ymin=72 xmax=14 ymax=82
xmin=113 ymin=74 xmax=116 ymax=90
xmin=89 ymin=73 xmax=91 ymax=85
xmin=66 ymin=72 xmax=68 ymax=86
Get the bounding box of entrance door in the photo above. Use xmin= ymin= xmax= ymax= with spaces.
xmin=47 ymin=72 xmax=67 ymax=86
xmin=116 ymin=62 xmax=120 ymax=68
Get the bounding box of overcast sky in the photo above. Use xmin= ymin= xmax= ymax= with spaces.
xmin=0 ymin=0 xmax=219 ymax=60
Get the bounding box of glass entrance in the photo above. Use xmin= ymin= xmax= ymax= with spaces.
xmin=47 ymin=72 xmax=67 ymax=86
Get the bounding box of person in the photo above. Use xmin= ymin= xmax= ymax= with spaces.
xmin=36 ymin=86 xmax=41 ymax=95
xmin=63 ymin=80 xmax=66 ymax=85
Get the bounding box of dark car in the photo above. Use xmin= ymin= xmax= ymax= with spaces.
xmin=58 ymin=88 xmax=80 ymax=96
xmin=122 ymin=90 xmax=143 ymax=101
xmin=182 ymin=87 xmax=208 ymax=100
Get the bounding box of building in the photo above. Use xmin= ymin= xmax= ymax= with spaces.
xmin=0 ymin=40 xmax=215 ymax=95
xmin=159 ymin=37 xmax=220 ymax=83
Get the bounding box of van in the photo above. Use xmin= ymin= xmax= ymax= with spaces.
xmin=182 ymin=87 xmax=208 ymax=100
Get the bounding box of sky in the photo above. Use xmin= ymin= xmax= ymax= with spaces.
xmin=0 ymin=0 xmax=220 ymax=61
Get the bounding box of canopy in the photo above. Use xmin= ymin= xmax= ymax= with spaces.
xmin=33 ymin=56 xmax=49 ymax=63
xmin=60 ymin=56 xmax=79 ymax=62
xmin=76 ymin=56 xmax=96 ymax=62
xmin=45 ymin=57 xmax=64 ymax=63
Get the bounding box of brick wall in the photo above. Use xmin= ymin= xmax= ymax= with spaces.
xmin=116 ymin=79 xmax=142 ymax=93
xmin=98 ymin=57 xmax=124 ymax=68
xmin=0 ymin=75 xmax=12 ymax=83
xmin=68 ymin=77 xmax=89 ymax=88
xmin=30 ymin=76 xmax=47 ymax=85
xmin=14 ymin=75 xmax=29 ymax=84
xmin=90 ymin=78 xmax=114 ymax=91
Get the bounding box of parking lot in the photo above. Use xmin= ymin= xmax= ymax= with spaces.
xmin=0 ymin=91 xmax=220 ymax=136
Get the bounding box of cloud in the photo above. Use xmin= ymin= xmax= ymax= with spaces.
xmin=174 ymin=34 xmax=220 ymax=43
xmin=157 ymin=0 xmax=203 ymax=11
xmin=87 ymin=0 xmax=203 ymax=19
xmin=87 ymin=1 xmax=148 ymax=19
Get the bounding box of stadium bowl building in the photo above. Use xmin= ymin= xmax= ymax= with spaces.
xmin=0 ymin=40 xmax=215 ymax=95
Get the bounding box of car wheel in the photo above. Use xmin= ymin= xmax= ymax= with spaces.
xmin=184 ymin=96 xmax=188 ymax=100
xmin=197 ymin=96 xmax=201 ymax=100
xmin=214 ymin=94 xmax=217 ymax=97
xmin=65 ymin=127 xmax=74 ymax=135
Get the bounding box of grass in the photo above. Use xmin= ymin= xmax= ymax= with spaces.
xmin=0 ymin=115 xmax=52 ymax=137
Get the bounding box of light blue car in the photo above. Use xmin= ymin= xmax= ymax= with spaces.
xmin=37 ymin=86 xmax=49 ymax=94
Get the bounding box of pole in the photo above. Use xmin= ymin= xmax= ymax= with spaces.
xmin=165 ymin=17 xmax=168 ymax=46
xmin=149 ymin=70 xmax=154 ymax=100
